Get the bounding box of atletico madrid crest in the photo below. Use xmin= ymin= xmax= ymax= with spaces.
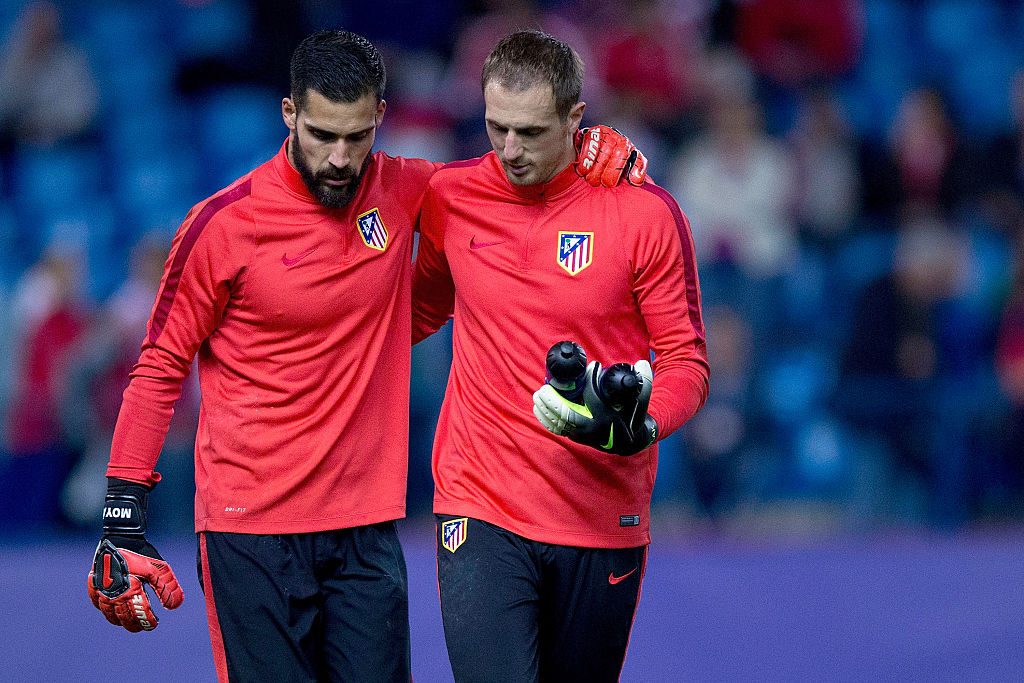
xmin=557 ymin=231 xmax=593 ymax=275
xmin=441 ymin=517 xmax=468 ymax=553
xmin=356 ymin=208 xmax=389 ymax=251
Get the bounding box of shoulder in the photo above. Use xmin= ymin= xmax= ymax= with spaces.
xmin=604 ymin=181 xmax=694 ymax=255
xmin=426 ymin=153 xmax=493 ymax=195
xmin=372 ymin=151 xmax=439 ymax=189
xmin=607 ymin=179 xmax=689 ymax=228
xmin=178 ymin=171 xmax=257 ymax=245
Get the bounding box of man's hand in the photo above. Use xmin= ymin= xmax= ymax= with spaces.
xmin=533 ymin=359 xmax=658 ymax=456
xmin=87 ymin=478 xmax=183 ymax=632
xmin=574 ymin=125 xmax=648 ymax=188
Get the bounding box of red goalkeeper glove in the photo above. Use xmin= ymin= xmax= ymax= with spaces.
xmin=87 ymin=478 xmax=183 ymax=632
xmin=574 ymin=125 xmax=649 ymax=188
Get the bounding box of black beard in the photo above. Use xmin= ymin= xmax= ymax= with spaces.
xmin=291 ymin=130 xmax=369 ymax=208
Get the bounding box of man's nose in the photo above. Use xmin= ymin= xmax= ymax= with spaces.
xmin=503 ymin=133 xmax=522 ymax=161
xmin=328 ymin=142 xmax=351 ymax=169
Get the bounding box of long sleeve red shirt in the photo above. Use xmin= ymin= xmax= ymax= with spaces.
xmin=107 ymin=141 xmax=438 ymax=533
xmin=413 ymin=153 xmax=709 ymax=547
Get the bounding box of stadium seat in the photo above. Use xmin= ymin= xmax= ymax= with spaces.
xmin=195 ymin=86 xmax=283 ymax=188
xmin=12 ymin=146 xmax=103 ymax=214
xmin=115 ymin=152 xmax=199 ymax=219
xmin=169 ymin=0 xmax=252 ymax=60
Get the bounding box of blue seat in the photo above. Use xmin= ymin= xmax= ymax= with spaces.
xmin=758 ymin=346 xmax=838 ymax=429
xmin=196 ymin=87 xmax=283 ymax=187
xmin=94 ymin=48 xmax=177 ymax=114
xmin=169 ymin=0 xmax=251 ymax=60
xmin=792 ymin=415 xmax=854 ymax=492
xmin=922 ymin=0 xmax=1000 ymax=58
xmin=115 ymin=152 xmax=199 ymax=218
xmin=832 ymin=231 xmax=896 ymax=295
xmin=78 ymin=2 xmax=167 ymax=58
xmin=39 ymin=200 xmax=123 ymax=302
xmin=0 ymin=204 xmax=24 ymax=288
xmin=946 ymin=44 xmax=1018 ymax=134
xmin=12 ymin=146 xmax=103 ymax=213
xmin=104 ymin=102 xmax=191 ymax=162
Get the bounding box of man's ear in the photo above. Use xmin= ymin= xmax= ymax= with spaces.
xmin=375 ymin=99 xmax=387 ymax=128
xmin=282 ymin=97 xmax=297 ymax=131
xmin=567 ymin=100 xmax=586 ymax=136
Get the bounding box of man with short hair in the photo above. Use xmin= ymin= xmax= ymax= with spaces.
xmin=413 ymin=30 xmax=709 ymax=682
xmin=86 ymin=29 xmax=643 ymax=683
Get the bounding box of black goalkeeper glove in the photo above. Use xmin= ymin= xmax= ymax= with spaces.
xmin=533 ymin=359 xmax=658 ymax=456
xmin=87 ymin=478 xmax=183 ymax=632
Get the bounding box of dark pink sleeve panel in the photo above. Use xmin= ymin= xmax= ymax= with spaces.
xmin=412 ymin=182 xmax=455 ymax=345
xmin=634 ymin=184 xmax=709 ymax=439
xmin=150 ymin=180 xmax=252 ymax=342
xmin=107 ymin=180 xmax=254 ymax=486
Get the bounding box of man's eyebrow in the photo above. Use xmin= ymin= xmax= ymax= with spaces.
xmin=485 ymin=120 xmax=546 ymax=134
xmin=305 ymin=122 xmax=375 ymax=137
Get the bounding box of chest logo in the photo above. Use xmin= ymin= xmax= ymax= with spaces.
xmin=557 ymin=231 xmax=594 ymax=275
xmin=281 ymin=246 xmax=317 ymax=267
xmin=440 ymin=517 xmax=468 ymax=553
xmin=356 ymin=207 xmax=389 ymax=251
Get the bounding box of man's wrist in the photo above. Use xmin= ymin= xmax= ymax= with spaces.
xmin=644 ymin=415 xmax=659 ymax=447
xmin=103 ymin=478 xmax=150 ymax=536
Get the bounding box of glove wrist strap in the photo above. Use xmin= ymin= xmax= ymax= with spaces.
xmin=643 ymin=415 xmax=658 ymax=448
xmin=102 ymin=479 xmax=149 ymax=536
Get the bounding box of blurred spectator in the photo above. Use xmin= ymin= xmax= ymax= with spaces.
xmin=669 ymin=85 xmax=798 ymax=280
xmin=984 ymin=68 xmax=1024 ymax=205
xmin=0 ymin=1 xmax=97 ymax=150
xmin=0 ymin=246 xmax=89 ymax=528
xmin=789 ymin=87 xmax=860 ymax=243
xmin=682 ymin=304 xmax=754 ymax=519
xmin=861 ymin=87 xmax=979 ymax=219
xmin=376 ymin=48 xmax=455 ymax=163
xmin=173 ymin=0 xmax=306 ymax=95
xmin=735 ymin=0 xmax=862 ymax=87
xmin=836 ymin=215 xmax=970 ymax=524
xmin=58 ymin=235 xmax=199 ymax=531
xmin=592 ymin=0 xmax=701 ymax=129
xmin=441 ymin=0 xmax=595 ymax=157
xmin=0 ymin=0 xmax=1019 ymax=535
xmin=994 ymin=227 xmax=1024 ymax=512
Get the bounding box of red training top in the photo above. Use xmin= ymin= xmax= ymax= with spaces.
xmin=413 ymin=153 xmax=709 ymax=548
xmin=107 ymin=140 xmax=438 ymax=533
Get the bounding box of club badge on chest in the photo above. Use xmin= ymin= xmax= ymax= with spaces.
xmin=356 ymin=207 xmax=389 ymax=251
xmin=557 ymin=231 xmax=593 ymax=275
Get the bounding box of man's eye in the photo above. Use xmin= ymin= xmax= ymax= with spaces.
xmin=311 ymin=130 xmax=333 ymax=141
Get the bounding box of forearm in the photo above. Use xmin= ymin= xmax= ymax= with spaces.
xmin=412 ymin=289 xmax=453 ymax=345
xmin=647 ymin=358 xmax=709 ymax=439
xmin=106 ymin=348 xmax=193 ymax=486
xmin=411 ymin=232 xmax=455 ymax=344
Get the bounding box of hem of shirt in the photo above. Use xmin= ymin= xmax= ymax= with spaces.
xmin=195 ymin=504 xmax=406 ymax=534
xmin=434 ymin=499 xmax=650 ymax=549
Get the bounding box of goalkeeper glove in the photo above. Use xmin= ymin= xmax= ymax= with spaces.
xmin=87 ymin=478 xmax=183 ymax=632
xmin=533 ymin=359 xmax=658 ymax=456
xmin=574 ymin=125 xmax=649 ymax=188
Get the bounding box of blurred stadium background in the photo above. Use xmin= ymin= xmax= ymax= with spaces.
xmin=1 ymin=0 xmax=1023 ymax=680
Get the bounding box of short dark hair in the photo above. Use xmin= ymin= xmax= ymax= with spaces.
xmin=481 ymin=30 xmax=583 ymax=120
xmin=290 ymin=30 xmax=386 ymax=111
